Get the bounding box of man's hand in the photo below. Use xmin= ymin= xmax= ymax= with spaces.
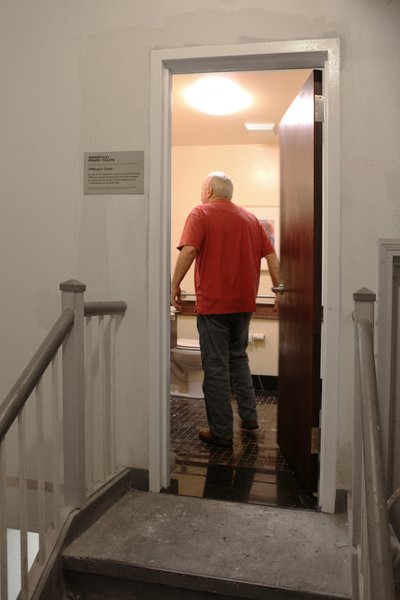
xmin=171 ymin=285 xmax=182 ymax=311
xmin=170 ymin=245 xmax=198 ymax=311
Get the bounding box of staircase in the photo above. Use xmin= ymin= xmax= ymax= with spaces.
xmin=58 ymin=489 xmax=351 ymax=600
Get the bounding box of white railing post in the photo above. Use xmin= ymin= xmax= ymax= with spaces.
xmin=353 ymin=287 xmax=396 ymax=600
xmin=352 ymin=288 xmax=376 ymax=600
xmin=353 ymin=288 xmax=376 ymax=549
xmin=0 ymin=439 xmax=8 ymax=600
xmin=60 ymin=280 xmax=86 ymax=507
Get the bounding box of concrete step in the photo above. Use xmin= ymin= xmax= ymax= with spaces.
xmin=62 ymin=490 xmax=351 ymax=600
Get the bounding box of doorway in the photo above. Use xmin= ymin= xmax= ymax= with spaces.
xmin=148 ymin=39 xmax=340 ymax=513
xmin=169 ymin=69 xmax=316 ymax=508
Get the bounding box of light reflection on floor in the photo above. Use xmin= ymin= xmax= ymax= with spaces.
xmin=169 ymin=393 xmax=317 ymax=510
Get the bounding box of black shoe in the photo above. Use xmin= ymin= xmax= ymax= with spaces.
xmin=199 ymin=427 xmax=233 ymax=447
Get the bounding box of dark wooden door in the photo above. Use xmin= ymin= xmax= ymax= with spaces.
xmin=277 ymin=70 xmax=323 ymax=494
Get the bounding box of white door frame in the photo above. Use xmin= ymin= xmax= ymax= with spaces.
xmin=148 ymin=38 xmax=340 ymax=513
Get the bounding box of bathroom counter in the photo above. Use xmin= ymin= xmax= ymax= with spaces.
xmin=178 ymin=300 xmax=278 ymax=320
xmin=174 ymin=301 xmax=279 ymax=376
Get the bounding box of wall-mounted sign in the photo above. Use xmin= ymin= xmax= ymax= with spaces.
xmin=84 ymin=151 xmax=144 ymax=195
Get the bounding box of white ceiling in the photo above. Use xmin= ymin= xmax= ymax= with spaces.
xmin=171 ymin=69 xmax=312 ymax=146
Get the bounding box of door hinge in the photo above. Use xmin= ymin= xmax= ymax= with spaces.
xmin=311 ymin=427 xmax=321 ymax=454
xmin=315 ymin=95 xmax=325 ymax=123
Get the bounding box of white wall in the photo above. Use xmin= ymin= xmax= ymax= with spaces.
xmin=1 ymin=0 xmax=400 ymax=488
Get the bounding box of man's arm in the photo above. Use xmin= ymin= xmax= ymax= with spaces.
xmin=171 ymin=245 xmax=198 ymax=310
xmin=265 ymin=251 xmax=280 ymax=314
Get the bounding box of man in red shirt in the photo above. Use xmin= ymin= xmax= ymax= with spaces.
xmin=171 ymin=172 xmax=280 ymax=447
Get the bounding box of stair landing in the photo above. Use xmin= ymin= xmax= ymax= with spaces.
xmin=62 ymin=490 xmax=351 ymax=599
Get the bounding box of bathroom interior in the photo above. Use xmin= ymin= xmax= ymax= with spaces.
xmin=169 ymin=69 xmax=317 ymax=510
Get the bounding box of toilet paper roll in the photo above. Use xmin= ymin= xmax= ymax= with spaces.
xmin=249 ymin=333 xmax=266 ymax=342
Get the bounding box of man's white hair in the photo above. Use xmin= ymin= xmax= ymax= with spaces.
xmin=207 ymin=171 xmax=234 ymax=200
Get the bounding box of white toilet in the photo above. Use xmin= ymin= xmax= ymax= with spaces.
xmin=171 ymin=338 xmax=204 ymax=398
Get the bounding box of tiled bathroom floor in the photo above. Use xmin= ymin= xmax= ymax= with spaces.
xmin=169 ymin=393 xmax=317 ymax=510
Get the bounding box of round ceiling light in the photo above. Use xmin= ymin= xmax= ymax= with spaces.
xmin=183 ymin=76 xmax=252 ymax=116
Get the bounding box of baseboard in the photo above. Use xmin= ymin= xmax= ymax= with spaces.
xmin=33 ymin=467 xmax=143 ymax=600
xmin=131 ymin=467 xmax=150 ymax=491
xmin=252 ymin=374 xmax=278 ymax=392
xmin=335 ymin=489 xmax=348 ymax=514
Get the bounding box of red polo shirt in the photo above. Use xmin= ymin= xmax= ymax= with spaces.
xmin=178 ymin=200 xmax=274 ymax=315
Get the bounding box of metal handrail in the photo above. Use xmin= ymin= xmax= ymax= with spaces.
xmin=0 ymin=308 xmax=74 ymax=441
xmin=355 ymin=317 xmax=396 ymax=599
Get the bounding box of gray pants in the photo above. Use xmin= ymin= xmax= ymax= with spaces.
xmin=197 ymin=313 xmax=257 ymax=439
